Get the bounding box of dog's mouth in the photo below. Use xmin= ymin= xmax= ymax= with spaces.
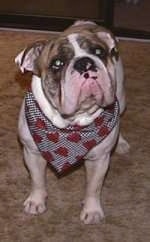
xmin=77 ymin=70 xmax=104 ymax=104
xmin=59 ymin=67 xmax=115 ymax=116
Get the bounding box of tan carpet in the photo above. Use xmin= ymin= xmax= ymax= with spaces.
xmin=0 ymin=30 xmax=150 ymax=242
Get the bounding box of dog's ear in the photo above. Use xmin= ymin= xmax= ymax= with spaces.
xmin=97 ymin=30 xmax=119 ymax=62
xmin=15 ymin=40 xmax=47 ymax=74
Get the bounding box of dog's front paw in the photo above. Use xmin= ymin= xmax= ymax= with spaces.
xmin=24 ymin=190 xmax=47 ymax=215
xmin=80 ymin=198 xmax=104 ymax=224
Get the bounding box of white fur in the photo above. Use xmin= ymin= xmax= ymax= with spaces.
xmin=32 ymin=75 xmax=69 ymax=128
xmin=15 ymin=50 xmax=25 ymax=73
xmin=68 ymin=34 xmax=86 ymax=57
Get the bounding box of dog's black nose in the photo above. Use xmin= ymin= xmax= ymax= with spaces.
xmin=74 ymin=57 xmax=96 ymax=73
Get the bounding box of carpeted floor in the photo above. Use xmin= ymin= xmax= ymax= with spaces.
xmin=0 ymin=29 xmax=150 ymax=242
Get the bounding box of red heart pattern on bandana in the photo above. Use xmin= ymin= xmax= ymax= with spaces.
xmin=98 ymin=126 xmax=109 ymax=137
xmin=62 ymin=162 xmax=72 ymax=171
xmin=42 ymin=151 xmax=54 ymax=162
xmin=36 ymin=118 xmax=46 ymax=129
xmin=76 ymin=155 xmax=84 ymax=161
xmin=83 ymin=139 xmax=97 ymax=150
xmin=47 ymin=132 xmax=59 ymax=143
xmin=94 ymin=117 xmax=104 ymax=126
xmin=54 ymin=147 xmax=69 ymax=157
xmin=32 ymin=133 xmax=43 ymax=143
xmin=25 ymin=90 xmax=119 ymax=174
xmin=67 ymin=133 xmax=81 ymax=143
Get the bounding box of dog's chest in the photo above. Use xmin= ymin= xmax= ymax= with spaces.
xmin=25 ymin=90 xmax=119 ymax=175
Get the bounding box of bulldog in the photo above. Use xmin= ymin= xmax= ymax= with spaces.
xmin=15 ymin=21 xmax=129 ymax=224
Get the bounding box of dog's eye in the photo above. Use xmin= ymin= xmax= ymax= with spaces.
xmin=50 ymin=59 xmax=64 ymax=71
xmin=91 ymin=47 xmax=107 ymax=59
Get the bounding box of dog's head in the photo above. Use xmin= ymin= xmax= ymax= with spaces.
xmin=16 ymin=21 xmax=119 ymax=119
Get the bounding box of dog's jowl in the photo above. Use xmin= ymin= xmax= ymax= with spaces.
xmin=16 ymin=21 xmax=129 ymax=224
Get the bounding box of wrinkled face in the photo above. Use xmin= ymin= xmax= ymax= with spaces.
xmin=38 ymin=24 xmax=119 ymax=116
xmin=39 ymin=26 xmax=117 ymax=115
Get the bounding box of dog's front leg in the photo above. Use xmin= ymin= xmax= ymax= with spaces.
xmin=80 ymin=153 xmax=110 ymax=224
xmin=115 ymin=133 xmax=130 ymax=155
xmin=23 ymin=147 xmax=48 ymax=215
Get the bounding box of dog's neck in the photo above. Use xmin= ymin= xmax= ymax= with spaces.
xmin=31 ymin=75 xmax=103 ymax=129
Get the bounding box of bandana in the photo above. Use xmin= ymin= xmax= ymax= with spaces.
xmin=25 ymin=90 xmax=119 ymax=175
